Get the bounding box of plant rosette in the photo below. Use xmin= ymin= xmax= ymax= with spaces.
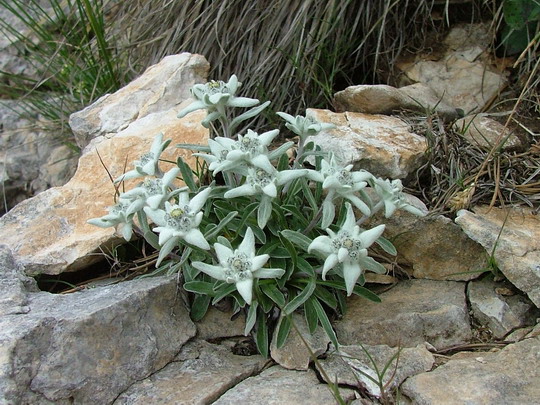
xmin=89 ymin=75 xmax=426 ymax=356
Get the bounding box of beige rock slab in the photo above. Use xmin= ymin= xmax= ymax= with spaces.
xmin=380 ymin=212 xmax=487 ymax=281
xmin=306 ymin=109 xmax=427 ymax=179
xmin=453 ymin=114 xmax=522 ymax=150
xmin=317 ymin=343 xmax=434 ymax=398
xmin=270 ymin=312 xmax=330 ymax=371
xmin=0 ymin=108 xmax=208 ymax=275
xmin=213 ymin=365 xmax=355 ymax=405
xmin=401 ymin=337 xmax=540 ymax=404
xmin=113 ymin=340 xmax=268 ymax=405
xmin=69 ymin=53 xmax=209 ymax=149
xmin=456 ymin=205 xmax=540 ymax=307
xmin=334 ymin=280 xmax=472 ymax=350
xmin=333 ymin=83 xmax=458 ymax=121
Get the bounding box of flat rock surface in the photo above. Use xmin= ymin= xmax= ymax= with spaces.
xmin=456 ymin=205 xmax=540 ymax=307
xmin=334 ymin=280 xmax=472 ymax=350
xmin=318 ymin=343 xmax=434 ymax=398
xmin=114 ymin=340 xmax=268 ymax=405
xmin=70 ymin=53 xmax=209 ymax=150
xmin=213 ymin=365 xmax=355 ymax=405
xmin=378 ymin=212 xmax=487 ymax=281
xmin=270 ymin=312 xmax=330 ymax=370
xmin=401 ymin=336 xmax=540 ymax=404
xmin=306 ymin=109 xmax=427 ymax=179
xmin=0 ymin=107 xmax=208 ymax=275
xmin=453 ymin=114 xmax=523 ymax=151
xmin=334 ymin=83 xmax=458 ymax=121
xmin=468 ymin=277 xmax=539 ymax=339
xmin=397 ymin=23 xmax=506 ymax=114
xmin=0 ymin=275 xmax=195 ymax=405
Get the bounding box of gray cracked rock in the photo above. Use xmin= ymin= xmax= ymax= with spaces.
xmin=401 ymin=336 xmax=540 ymax=404
xmin=114 ymin=340 xmax=268 ymax=404
xmin=334 ymin=280 xmax=472 ymax=350
xmin=0 ymin=275 xmax=195 ymax=404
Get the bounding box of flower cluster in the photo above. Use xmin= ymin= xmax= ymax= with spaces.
xmin=88 ymin=75 xmax=427 ymax=355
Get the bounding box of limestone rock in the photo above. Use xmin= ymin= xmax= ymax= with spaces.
xmin=380 ymin=212 xmax=487 ymax=281
xmin=196 ymin=305 xmax=247 ymax=341
xmin=334 ymin=280 xmax=472 ymax=350
xmin=334 ymin=83 xmax=459 ymax=121
xmin=0 ymin=100 xmax=78 ymax=214
xmin=0 ymin=109 xmax=208 ymax=276
xmin=453 ymin=115 xmax=523 ymax=150
xmin=401 ymin=337 xmax=540 ymax=404
xmin=0 ymin=275 xmax=195 ymax=405
xmin=270 ymin=312 xmax=330 ymax=370
xmin=468 ymin=277 xmax=539 ymax=339
xmin=69 ymin=53 xmax=209 ymax=150
xmin=114 ymin=340 xmax=268 ymax=405
xmin=213 ymin=365 xmax=355 ymax=405
xmin=318 ymin=344 xmax=434 ymax=398
xmin=306 ymin=109 xmax=427 ymax=179
xmin=455 ymin=205 xmax=540 ymax=307
xmin=397 ymin=24 xmax=507 ymax=114
xmin=0 ymin=245 xmax=38 ymax=316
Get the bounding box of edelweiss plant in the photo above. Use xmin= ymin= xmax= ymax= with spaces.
xmin=89 ymin=75 xmax=426 ymax=355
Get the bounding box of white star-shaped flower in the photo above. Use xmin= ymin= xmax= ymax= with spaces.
xmin=308 ymin=203 xmax=386 ymax=296
xmin=144 ymin=187 xmax=212 ymax=261
xmin=87 ymin=199 xmax=135 ymax=241
xmin=371 ymin=177 xmax=426 ymax=217
xmin=192 ymin=228 xmax=285 ymax=304
xmin=120 ymin=167 xmax=181 ymax=214
xmin=115 ymin=133 xmax=169 ymax=182
xmin=177 ymin=75 xmax=260 ymax=127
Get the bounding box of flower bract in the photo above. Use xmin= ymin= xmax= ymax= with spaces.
xmin=192 ymin=228 xmax=285 ymax=304
xmin=115 ymin=133 xmax=168 ymax=182
xmin=308 ymin=203 xmax=386 ymax=296
xmin=144 ymin=187 xmax=212 ymax=257
xmin=87 ymin=199 xmax=135 ymax=241
xmin=371 ymin=177 xmax=426 ymax=217
xmin=177 ymin=75 xmax=260 ymax=127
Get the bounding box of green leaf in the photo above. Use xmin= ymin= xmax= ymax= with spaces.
xmin=244 ymin=301 xmax=258 ymax=336
xmin=352 ymin=285 xmax=381 ymax=302
xmin=260 ymin=283 xmax=286 ymax=308
xmin=275 ymin=315 xmax=292 ymax=349
xmin=183 ymin=281 xmax=216 ymax=295
xmin=255 ymin=283 xmax=274 ymax=313
xmin=280 ymin=230 xmax=312 ymax=252
xmin=296 ymin=256 xmax=316 ymax=277
xmin=212 ymin=283 xmax=237 ymax=305
xmin=234 ymin=202 xmax=259 ymax=237
xmin=190 ymin=294 xmax=211 ymax=321
xmin=304 ymin=297 xmax=319 ymax=334
xmin=282 ymin=205 xmax=310 ymax=228
xmin=277 ymin=152 xmax=290 ymax=171
xmin=376 ymin=236 xmax=397 ymax=256
xmin=176 ymin=143 xmax=211 ymax=152
xmin=283 ymin=278 xmax=316 ymax=315
xmin=204 ymin=210 xmax=238 ymax=240
xmin=270 ymin=141 xmax=294 ymax=162
xmin=314 ymin=285 xmax=338 ymax=309
xmin=230 ymin=101 xmax=271 ymax=133
xmin=310 ymin=297 xmax=339 ymax=348
xmin=255 ymin=309 xmax=269 ymax=357
xmin=177 ymin=156 xmax=198 ymax=191
xmin=300 ymin=178 xmax=318 ymax=212
xmin=216 ymin=235 xmax=233 ymax=249
xmin=279 ymin=233 xmax=298 ymax=269
xmin=257 ymin=197 xmax=273 ymax=228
